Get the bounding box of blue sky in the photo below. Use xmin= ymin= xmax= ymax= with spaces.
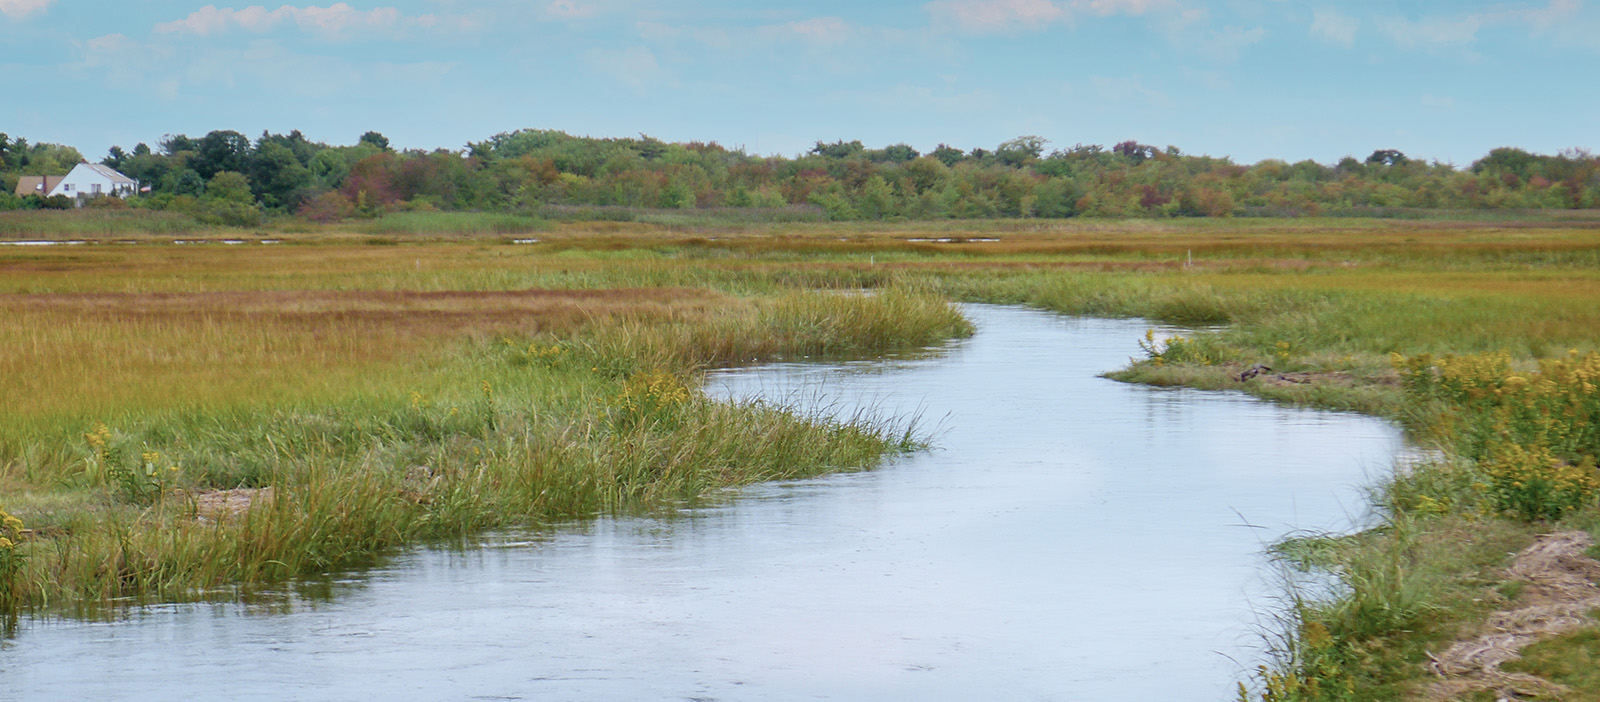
xmin=2 ymin=0 xmax=1595 ymax=166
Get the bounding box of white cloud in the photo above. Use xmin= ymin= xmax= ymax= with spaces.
xmin=923 ymin=0 xmax=1181 ymax=34
xmin=70 ymin=32 xmax=454 ymax=102
xmin=0 ymin=0 xmax=53 ymax=19
xmin=777 ymin=17 xmax=853 ymax=45
xmin=924 ymin=0 xmax=1069 ymax=33
xmin=584 ymin=45 xmax=669 ymax=90
xmin=1088 ymin=75 xmax=1171 ymax=108
xmin=1377 ymin=0 xmax=1590 ymax=51
xmin=153 ymin=3 xmax=460 ymax=40
xmin=1377 ymin=14 xmax=1482 ymax=49
xmin=545 ymin=0 xmax=597 ymax=20
xmin=1074 ymin=0 xmax=1175 ymax=16
xmin=1309 ymin=8 xmax=1358 ymax=48
xmin=1523 ymin=0 xmax=1583 ymax=28
xmin=1194 ymin=24 xmax=1264 ymax=62
xmin=639 ymin=16 xmax=859 ymax=50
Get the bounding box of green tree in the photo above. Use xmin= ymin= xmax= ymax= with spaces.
xmin=249 ymin=141 xmax=313 ymax=209
xmin=193 ymin=130 xmax=251 ymax=179
xmin=206 ymin=171 xmax=254 ymax=204
xmin=1366 ymin=149 xmax=1409 ymax=167
xmin=856 ymin=175 xmax=895 ymax=219
xmin=811 ymin=140 xmax=865 ymax=159
xmin=997 ymin=136 xmax=1049 ymax=167
xmin=359 ymin=131 xmax=392 ymax=152
xmin=930 ymin=144 xmax=965 ymax=167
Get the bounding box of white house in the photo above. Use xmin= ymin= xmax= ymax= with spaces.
xmin=14 ymin=162 xmax=137 ymax=201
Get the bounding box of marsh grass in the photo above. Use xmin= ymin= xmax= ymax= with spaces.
xmin=0 ymin=210 xmax=209 ymax=237
xmin=5 ymin=220 xmax=1599 ymax=692
xmin=0 ymin=280 xmax=968 ymax=614
xmin=1256 ymin=510 xmax=1541 ymax=702
xmin=352 ymin=211 xmax=548 ymax=236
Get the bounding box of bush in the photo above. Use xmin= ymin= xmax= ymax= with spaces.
xmin=298 ymin=190 xmax=354 ymax=223
xmin=197 ymin=199 xmax=264 ymax=227
xmin=1395 ymin=350 xmax=1600 ymax=520
xmin=1483 ymin=443 xmax=1598 ymax=520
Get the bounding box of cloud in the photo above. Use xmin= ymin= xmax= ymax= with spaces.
xmin=154 ymin=3 xmax=463 ymax=40
xmin=1376 ymin=14 xmax=1482 ymax=49
xmin=638 ymin=16 xmax=860 ymax=50
xmin=1088 ymin=75 xmax=1171 ymax=108
xmin=924 ymin=0 xmax=1069 ymax=33
xmin=545 ymin=0 xmax=597 ymax=20
xmin=584 ymin=46 xmax=670 ymax=90
xmin=0 ymin=0 xmax=53 ymax=19
xmin=1309 ymin=8 xmax=1358 ymax=48
xmin=1193 ymin=24 xmax=1264 ymax=62
xmin=923 ymin=0 xmax=1180 ymax=34
xmin=70 ymin=31 xmax=455 ymax=103
xmin=777 ymin=17 xmax=853 ymax=45
xmin=1377 ymin=0 xmax=1589 ymax=51
xmin=1075 ymin=0 xmax=1174 ymax=16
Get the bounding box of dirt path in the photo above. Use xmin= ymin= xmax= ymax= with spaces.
xmin=1426 ymin=531 xmax=1600 ymax=701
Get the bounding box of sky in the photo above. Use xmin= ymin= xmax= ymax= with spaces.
xmin=2 ymin=0 xmax=1596 ymax=167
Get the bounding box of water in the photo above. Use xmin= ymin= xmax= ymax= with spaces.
xmin=0 ymin=305 xmax=1403 ymax=701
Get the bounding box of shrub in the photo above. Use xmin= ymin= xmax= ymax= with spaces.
xmin=1482 ymin=442 xmax=1598 ymax=521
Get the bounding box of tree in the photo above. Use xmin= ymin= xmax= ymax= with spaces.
xmin=199 ymin=171 xmax=262 ymax=226
xmin=1366 ymin=149 xmax=1409 ymax=167
xmin=249 ymin=141 xmax=313 ymax=209
xmin=162 ymin=169 xmax=206 ymax=197
xmin=159 ymin=134 xmax=197 ymax=156
xmin=810 ymin=140 xmax=864 ymax=159
xmin=359 ymin=131 xmax=391 ymax=152
xmin=102 ymin=146 xmax=128 ymax=171
xmin=930 ymin=144 xmax=965 ymax=167
xmin=193 ymin=130 xmax=251 ymax=179
xmin=1471 ymin=147 xmax=1536 ymax=178
xmin=878 ymin=143 xmax=920 ymax=163
xmin=206 ymin=171 xmax=254 ymax=203
xmin=856 ymin=175 xmax=895 ymax=218
xmin=997 ymin=136 xmax=1049 ymax=167
xmin=1112 ymin=140 xmax=1157 ymax=165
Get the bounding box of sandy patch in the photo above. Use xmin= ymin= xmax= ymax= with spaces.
xmin=1425 ymin=531 xmax=1600 ymax=700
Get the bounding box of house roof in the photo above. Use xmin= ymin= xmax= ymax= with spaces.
xmin=13 ymin=176 xmax=65 ymax=198
xmin=78 ymin=162 xmax=136 ymax=184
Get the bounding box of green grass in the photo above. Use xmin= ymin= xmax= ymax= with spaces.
xmin=353 ymin=211 xmax=548 ymax=236
xmin=1504 ymin=628 xmax=1600 ymax=698
xmin=0 ymin=209 xmax=211 ymax=237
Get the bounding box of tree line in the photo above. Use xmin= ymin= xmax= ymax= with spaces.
xmin=1 ymin=129 xmax=1596 ymax=224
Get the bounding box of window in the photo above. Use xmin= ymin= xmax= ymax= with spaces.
xmin=62 ymin=184 xmax=73 ymax=192
xmin=92 ymin=184 xmax=102 ymax=195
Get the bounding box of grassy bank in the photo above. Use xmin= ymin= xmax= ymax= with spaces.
xmin=0 ymin=266 xmax=970 ymax=615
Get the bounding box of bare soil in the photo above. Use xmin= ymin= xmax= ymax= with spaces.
xmin=1425 ymin=531 xmax=1600 ymax=701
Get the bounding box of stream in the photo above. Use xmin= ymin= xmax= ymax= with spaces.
xmin=0 ymin=304 xmax=1403 ymax=701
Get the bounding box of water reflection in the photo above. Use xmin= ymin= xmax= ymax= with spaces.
xmin=1 ymin=305 xmax=1401 ymax=701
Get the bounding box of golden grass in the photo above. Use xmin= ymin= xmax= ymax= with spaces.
xmin=0 ymin=285 xmax=730 ymax=437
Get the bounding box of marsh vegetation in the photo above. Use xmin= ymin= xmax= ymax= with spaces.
xmin=1 ymin=217 xmax=1598 ymax=700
